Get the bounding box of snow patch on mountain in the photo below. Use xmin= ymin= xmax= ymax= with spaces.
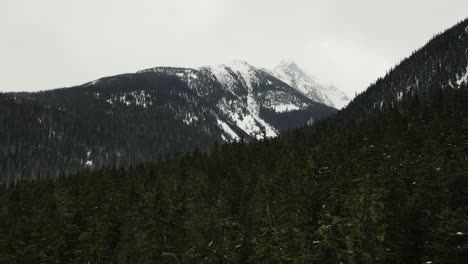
xmin=84 ymin=150 xmax=93 ymax=167
xmin=456 ymin=65 xmax=468 ymax=86
xmin=271 ymin=103 xmax=301 ymax=113
xmin=105 ymin=91 xmax=153 ymax=108
xmin=84 ymin=79 xmax=102 ymax=86
xmin=217 ymin=119 xmax=239 ymax=141
xmin=183 ymin=112 xmax=199 ymax=125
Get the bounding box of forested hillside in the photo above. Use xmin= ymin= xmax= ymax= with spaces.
xmin=1 ymin=62 xmax=336 ymax=184
xmin=346 ymin=20 xmax=468 ymax=117
xmin=0 ymin=17 xmax=467 ymax=264
xmin=1 ymin=76 xmax=467 ymax=263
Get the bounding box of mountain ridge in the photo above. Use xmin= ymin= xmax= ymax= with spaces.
xmin=1 ymin=60 xmax=336 ymax=183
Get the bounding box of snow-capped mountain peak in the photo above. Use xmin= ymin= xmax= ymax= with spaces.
xmin=276 ymin=60 xmax=304 ymax=75
xmin=271 ymin=61 xmax=350 ymax=109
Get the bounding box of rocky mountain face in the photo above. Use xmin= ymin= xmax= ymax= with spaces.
xmin=1 ymin=60 xmax=336 ymax=183
xmin=137 ymin=60 xmax=335 ymax=140
xmin=269 ymin=61 xmax=350 ymax=109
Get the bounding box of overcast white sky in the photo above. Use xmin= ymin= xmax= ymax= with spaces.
xmin=1 ymin=0 xmax=467 ymax=96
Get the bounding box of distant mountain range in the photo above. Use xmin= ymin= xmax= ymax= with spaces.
xmin=270 ymin=60 xmax=349 ymax=109
xmin=0 ymin=60 xmax=345 ymax=183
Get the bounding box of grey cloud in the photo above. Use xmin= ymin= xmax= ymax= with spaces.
xmin=1 ymin=0 xmax=467 ymax=96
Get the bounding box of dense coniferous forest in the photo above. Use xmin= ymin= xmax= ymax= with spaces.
xmin=0 ymin=19 xmax=467 ymax=264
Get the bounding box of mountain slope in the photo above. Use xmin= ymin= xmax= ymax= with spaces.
xmin=270 ymin=61 xmax=350 ymax=109
xmin=345 ymin=20 xmax=468 ymax=116
xmin=1 ymin=61 xmax=335 ymax=183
